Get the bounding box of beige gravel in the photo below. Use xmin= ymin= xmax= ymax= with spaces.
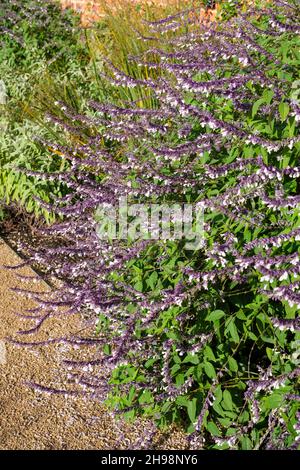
xmin=0 ymin=238 xmax=188 ymax=450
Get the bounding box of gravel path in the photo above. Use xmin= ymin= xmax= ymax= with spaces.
xmin=0 ymin=238 xmax=187 ymax=450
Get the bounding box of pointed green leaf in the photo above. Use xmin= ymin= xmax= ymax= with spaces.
xmin=206 ymin=310 xmax=225 ymax=322
xmin=279 ymin=102 xmax=290 ymax=121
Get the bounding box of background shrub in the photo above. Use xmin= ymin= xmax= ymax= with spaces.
xmin=0 ymin=0 xmax=93 ymax=221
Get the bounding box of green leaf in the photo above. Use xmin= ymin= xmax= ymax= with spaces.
xmin=134 ymin=280 xmax=143 ymax=292
xmin=146 ymin=271 xmax=158 ymax=289
xmin=241 ymin=436 xmax=252 ymax=450
xmin=212 ymin=402 xmax=225 ymax=416
xmin=266 ymin=347 xmax=273 ymax=361
xmin=279 ymin=102 xmax=290 ymax=121
xmin=226 ymin=319 xmax=240 ymax=343
xmin=206 ymin=421 xmax=221 ymax=437
xmin=222 ymin=390 xmax=233 ymax=411
xmin=175 ymin=373 xmax=185 ymax=387
xmin=176 ymin=396 xmax=189 ymax=407
xmin=206 ymin=310 xmax=225 ymax=322
xmin=214 ymin=385 xmax=223 ymax=404
xmin=228 ymin=356 xmax=238 ymax=373
xmin=182 ymin=354 xmax=199 ymax=365
xmin=263 ymin=89 xmax=274 ymax=105
xmin=204 ymin=361 xmax=217 ymax=379
xmin=248 ymin=331 xmax=258 ymax=341
xmin=128 ymin=386 xmax=136 ymax=403
xmin=218 ymin=417 xmax=233 ymax=427
xmin=236 ymin=310 xmax=247 ymax=320
xmin=170 ymin=363 xmax=181 ymax=375
xmin=139 ymin=389 xmax=152 ymax=404
xmin=187 ymin=398 xmax=197 ymax=423
xmin=124 ymin=409 xmax=135 ymax=420
xmin=204 ymin=345 xmax=217 ymax=362
xmin=252 ymin=98 xmax=264 ymax=117
xmin=266 ymin=393 xmax=283 ymax=409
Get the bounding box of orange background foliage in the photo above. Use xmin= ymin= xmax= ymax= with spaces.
xmin=60 ymin=0 xmax=218 ymax=25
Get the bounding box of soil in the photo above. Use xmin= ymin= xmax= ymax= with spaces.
xmin=0 ymin=237 xmax=188 ymax=450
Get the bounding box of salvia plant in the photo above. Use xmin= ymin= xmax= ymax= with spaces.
xmin=9 ymin=0 xmax=300 ymax=450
